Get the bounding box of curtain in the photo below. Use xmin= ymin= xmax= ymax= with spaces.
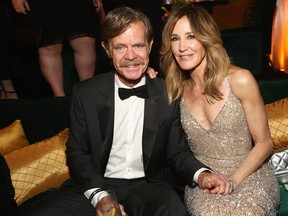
xmin=271 ymin=0 xmax=288 ymax=73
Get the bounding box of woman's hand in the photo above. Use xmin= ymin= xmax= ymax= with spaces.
xmin=12 ymin=0 xmax=30 ymax=14
xmin=93 ymin=0 xmax=103 ymax=13
xmin=92 ymin=0 xmax=105 ymax=23
xmin=147 ymin=67 xmax=158 ymax=79
xmin=198 ymin=172 xmax=233 ymax=195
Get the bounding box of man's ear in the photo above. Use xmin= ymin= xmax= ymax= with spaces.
xmin=101 ymin=41 xmax=111 ymax=58
xmin=148 ymin=39 xmax=154 ymax=54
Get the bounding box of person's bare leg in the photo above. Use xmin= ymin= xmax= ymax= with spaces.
xmin=38 ymin=43 xmax=65 ymax=97
xmin=69 ymin=36 xmax=96 ymax=81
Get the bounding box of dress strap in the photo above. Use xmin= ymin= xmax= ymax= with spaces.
xmin=224 ymin=77 xmax=231 ymax=91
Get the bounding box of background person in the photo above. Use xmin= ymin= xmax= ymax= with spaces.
xmin=11 ymin=0 xmax=104 ymax=96
xmin=0 ymin=0 xmax=19 ymax=99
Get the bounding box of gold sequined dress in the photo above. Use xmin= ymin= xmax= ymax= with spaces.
xmin=181 ymin=81 xmax=280 ymax=216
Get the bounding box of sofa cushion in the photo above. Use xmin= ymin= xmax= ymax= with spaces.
xmin=0 ymin=120 xmax=30 ymax=155
xmin=4 ymin=128 xmax=70 ymax=205
xmin=265 ymin=98 xmax=288 ymax=152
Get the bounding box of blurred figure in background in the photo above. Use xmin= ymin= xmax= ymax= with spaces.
xmin=0 ymin=0 xmax=18 ymax=99
xmin=12 ymin=0 xmax=105 ymax=97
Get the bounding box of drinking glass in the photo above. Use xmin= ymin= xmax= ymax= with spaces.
xmin=97 ymin=190 xmax=122 ymax=216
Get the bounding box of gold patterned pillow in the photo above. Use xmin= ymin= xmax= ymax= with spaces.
xmin=4 ymin=128 xmax=70 ymax=205
xmin=265 ymin=98 xmax=288 ymax=152
xmin=0 ymin=120 xmax=30 ymax=155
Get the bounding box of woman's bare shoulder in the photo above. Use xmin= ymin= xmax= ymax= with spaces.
xmin=227 ymin=66 xmax=256 ymax=87
xmin=226 ymin=66 xmax=259 ymax=99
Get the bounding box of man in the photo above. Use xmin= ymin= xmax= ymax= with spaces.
xmin=26 ymin=7 xmax=232 ymax=216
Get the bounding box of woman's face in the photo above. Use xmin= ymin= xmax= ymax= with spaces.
xmin=170 ymin=16 xmax=207 ymax=72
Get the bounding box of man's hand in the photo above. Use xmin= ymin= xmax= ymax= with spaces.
xmin=96 ymin=195 xmax=127 ymax=216
xmin=96 ymin=203 xmax=126 ymax=216
xmin=93 ymin=0 xmax=103 ymax=13
xmin=198 ymin=172 xmax=233 ymax=195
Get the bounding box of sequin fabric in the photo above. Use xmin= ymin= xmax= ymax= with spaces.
xmin=181 ymin=85 xmax=280 ymax=216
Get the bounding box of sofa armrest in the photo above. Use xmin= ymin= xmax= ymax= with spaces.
xmin=257 ymin=78 xmax=288 ymax=104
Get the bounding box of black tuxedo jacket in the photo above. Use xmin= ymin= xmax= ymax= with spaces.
xmin=66 ymin=72 xmax=205 ymax=193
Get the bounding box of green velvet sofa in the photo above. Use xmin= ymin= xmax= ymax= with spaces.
xmin=258 ymin=78 xmax=288 ymax=216
xmin=0 ymin=77 xmax=288 ymax=215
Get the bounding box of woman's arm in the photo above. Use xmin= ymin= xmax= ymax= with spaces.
xmin=228 ymin=67 xmax=273 ymax=186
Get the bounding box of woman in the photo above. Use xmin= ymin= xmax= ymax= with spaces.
xmin=160 ymin=4 xmax=279 ymax=215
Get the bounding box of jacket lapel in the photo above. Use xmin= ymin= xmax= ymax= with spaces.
xmin=96 ymin=73 xmax=115 ymax=173
xmin=142 ymin=77 xmax=162 ymax=171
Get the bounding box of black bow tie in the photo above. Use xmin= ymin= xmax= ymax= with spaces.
xmin=118 ymin=85 xmax=149 ymax=100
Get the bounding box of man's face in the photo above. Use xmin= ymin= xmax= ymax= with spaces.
xmin=102 ymin=22 xmax=153 ymax=87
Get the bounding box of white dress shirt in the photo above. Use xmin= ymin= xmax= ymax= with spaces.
xmin=104 ymin=74 xmax=146 ymax=179
xmin=85 ymin=74 xmax=146 ymax=206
